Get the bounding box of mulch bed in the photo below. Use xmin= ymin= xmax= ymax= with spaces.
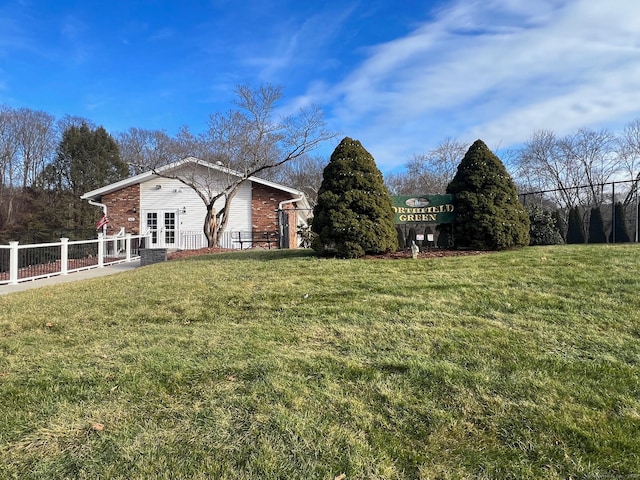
xmin=167 ymin=248 xmax=231 ymax=260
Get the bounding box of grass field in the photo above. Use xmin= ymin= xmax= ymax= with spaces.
xmin=1 ymin=245 xmax=639 ymax=479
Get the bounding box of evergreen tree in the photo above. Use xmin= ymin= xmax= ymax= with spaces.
xmin=396 ymin=226 xmax=405 ymax=251
xmin=446 ymin=139 xmax=529 ymax=250
xmin=552 ymin=209 xmax=566 ymax=242
xmin=312 ymin=137 xmax=398 ymax=258
xmin=566 ymin=206 xmax=585 ymax=244
xmin=587 ymin=207 xmax=607 ymax=243
xmin=53 ymin=123 xmax=129 ymax=231
xmin=56 ymin=124 xmax=128 ymax=196
xmin=436 ymin=223 xmax=452 ymax=248
xmin=609 ymin=202 xmax=631 ymax=243
xmin=526 ymin=204 xmax=564 ymax=245
xmin=407 ymin=227 xmax=417 ymax=247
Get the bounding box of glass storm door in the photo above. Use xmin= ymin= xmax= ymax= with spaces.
xmin=146 ymin=211 xmax=177 ymax=248
xmin=146 ymin=212 xmax=159 ymax=246
xmin=163 ymin=212 xmax=177 ymax=248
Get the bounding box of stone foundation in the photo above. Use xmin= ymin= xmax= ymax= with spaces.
xmin=139 ymin=248 xmax=167 ymax=266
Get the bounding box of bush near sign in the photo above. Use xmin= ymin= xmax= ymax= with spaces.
xmin=392 ymin=195 xmax=455 ymax=224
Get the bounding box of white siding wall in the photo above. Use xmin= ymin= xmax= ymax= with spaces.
xmin=140 ymin=177 xmax=206 ymax=232
xmin=225 ymin=181 xmax=252 ymax=232
xmin=139 ymin=173 xmax=252 ymax=248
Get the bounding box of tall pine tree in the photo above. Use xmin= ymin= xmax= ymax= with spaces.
xmin=446 ymin=140 xmax=529 ymax=250
xmin=312 ymin=137 xmax=397 ymax=258
xmin=53 ymin=123 xmax=129 ymax=232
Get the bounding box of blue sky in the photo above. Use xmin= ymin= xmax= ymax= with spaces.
xmin=2 ymin=0 xmax=640 ymax=173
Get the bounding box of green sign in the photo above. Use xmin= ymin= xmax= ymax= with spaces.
xmin=392 ymin=195 xmax=455 ymax=224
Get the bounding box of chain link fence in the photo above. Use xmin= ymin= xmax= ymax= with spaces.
xmin=519 ymin=179 xmax=640 ymax=243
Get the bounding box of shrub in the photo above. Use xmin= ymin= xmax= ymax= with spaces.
xmin=552 ymin=209 xmax=567 ymax=242
xmin=436 ymin=223 xmax=452 ymax=248
xmin=407 ymin=227 xmax=417 ymax=247
xmin=610 ymin=202 xmax=631 ymax=243
xmin=446 ymin=140 xmax=530 ymax=250
xmin=587 ymin=207 xmax=607 ymax=244
xmin=526 ymin=204 xmax=564 ymax=245
xmin=396 ymin=227 xmax=406 ymax=250
xmin=566 ymin=206 xmax=585 ymax=244
xmin=312 ymin=137 xmax=398 ymax=258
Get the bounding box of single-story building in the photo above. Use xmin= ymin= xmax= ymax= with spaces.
xmin=81 ymin=157 xmax=312 ymax=250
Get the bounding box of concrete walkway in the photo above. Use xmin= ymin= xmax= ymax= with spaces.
xmin=0 ymin=260 xmax=141 ymax=296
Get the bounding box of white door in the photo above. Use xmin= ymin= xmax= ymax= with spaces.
xmin=145 ymin=211 xmax=178 ymax=248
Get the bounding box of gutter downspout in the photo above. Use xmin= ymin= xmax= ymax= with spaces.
xmin=88 ymin=199 xmax=108 ymax=236
xmin=278 ymin=197 xmax=303 ymax=248
xmin=88 ymin=199 xmax=107 ymax=214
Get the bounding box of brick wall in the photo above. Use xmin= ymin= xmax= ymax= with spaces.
xmin=102 ymin=184 xmax=140 ymax=234
xmin=281 ymin=204 xmax=299 ymax=248
xmin=251 ymin=183 xmax=291 ymax=233
xmin=251 ymin=183 xmax=306 ymax=248
xmin=98 ymin=181 xmax=301 ymax=247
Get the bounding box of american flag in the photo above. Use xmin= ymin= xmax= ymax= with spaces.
xmin=96 ymin=214 xmax=110 ymax=230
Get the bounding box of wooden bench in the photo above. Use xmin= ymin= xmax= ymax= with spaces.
xmin=234 ymin=231 xmax=279 ymax=249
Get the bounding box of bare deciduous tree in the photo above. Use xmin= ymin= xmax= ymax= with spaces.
xmin=117 ymin=127 xmax=179 ymax=175
xmin=128 ymin=84 xmax=336 ymax=247
xmin=617 ymin=119 xmax=640 ymax=206
xmin=14 ymin=108 xmax=56 ymax=190
xmin=386 ymin=137 xmax=467 ymax=195
xmin=269 ymin=154 xmax=327 ymax=207
xmin=558 ymin=128 xmax=618 ymax=206
xmin=0 ymin=106 xmax=20 ymax=227
xmin=514 ymin=128 xmax=621 ymax=211
xmin=0 ymin=106 xmax=56 ymax=227
xmin=515 ymin=129 xmax=575 ymax=208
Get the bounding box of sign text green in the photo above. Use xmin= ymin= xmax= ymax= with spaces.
xmin=392 ymin=195 xmax=455 ymax=224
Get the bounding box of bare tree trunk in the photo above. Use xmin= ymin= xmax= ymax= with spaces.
xmin=212 ymin=187 xmax=242 ymax=247
xmin=6 ymin=194 xmax=14 ymax=226
xmin=204 ymin=205 xmax=217 ymax=247
xmin=214 ymin=207 xmax=229 ymax=248
xmin=127 ymin=85 xmax=334 ymax=249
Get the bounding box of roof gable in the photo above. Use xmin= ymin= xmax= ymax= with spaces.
xmin=81 ymin=157 xmax=309 ymax=209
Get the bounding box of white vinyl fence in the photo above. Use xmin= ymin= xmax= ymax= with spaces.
xmin=178 ymin=230 xmax=239 ymax=250
xmin=0 ymin=233 xmax=148 ymax=285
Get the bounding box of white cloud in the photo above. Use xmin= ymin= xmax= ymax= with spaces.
xmin=309 ymin=0 xmax=640 ymax=170
xmin=240 ymin=3 xmax=358 ymax=83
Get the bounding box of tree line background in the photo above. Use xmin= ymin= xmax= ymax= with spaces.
xmin=0 ymin=95 xmax=329 ymax=244
xmin=385 ymin=124 xmax=640 ymax=245
xmin=3 ymin=100 xmax=640 ymax=245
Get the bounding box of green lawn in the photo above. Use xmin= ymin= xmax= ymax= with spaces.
xmin=1 ymin=245 xmax=639 ymax=479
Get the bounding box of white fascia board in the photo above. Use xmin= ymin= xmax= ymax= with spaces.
xmin=79 ymin=157 xmax=217 ymax=200
xmin=81 ymin=170 xmax=155 ymax=200
xmin=247 ymin=175 xmax=311 ymax=210
xmin=81 ymin=156 xmax=310 ymax=210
